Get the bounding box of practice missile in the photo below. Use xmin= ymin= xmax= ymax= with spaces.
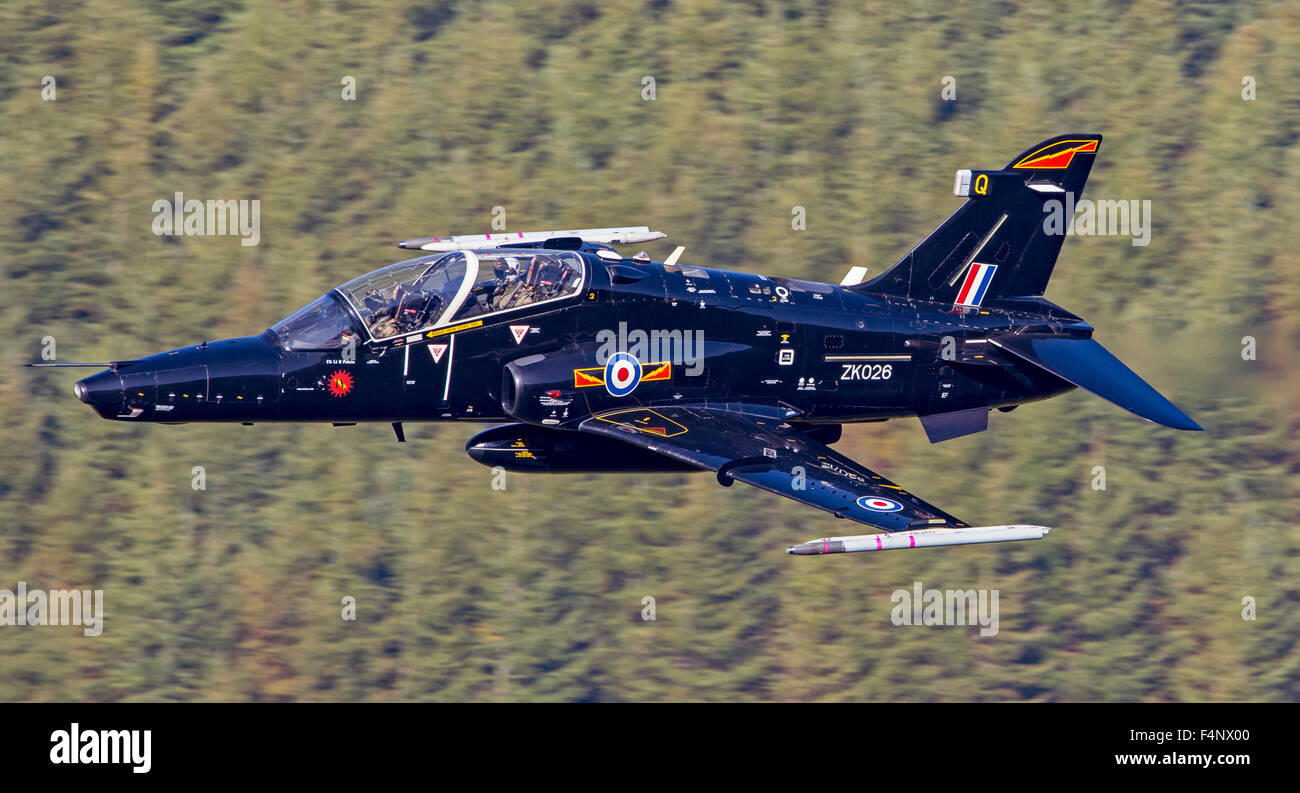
xmin=786 ymin=524 xmax=1050 ymax=555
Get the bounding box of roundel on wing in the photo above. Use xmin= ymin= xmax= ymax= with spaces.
xmin=856 ymin=496 xmax=903 ymax=513
xmin=604 ymin=352 xmax=642 ymax=397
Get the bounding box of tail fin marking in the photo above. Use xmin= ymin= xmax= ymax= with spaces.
xmin=853 ymin=133 xmax=1102 ymax=304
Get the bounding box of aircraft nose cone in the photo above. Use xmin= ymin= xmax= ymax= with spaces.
xmin=74 ymin=370 xmax=123 ymax=418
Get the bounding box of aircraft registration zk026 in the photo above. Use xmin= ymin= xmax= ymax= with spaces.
xmin=36 ymin=134 xmax=1201 ymax=556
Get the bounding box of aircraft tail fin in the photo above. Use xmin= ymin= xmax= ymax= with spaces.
xmin=990 ymin=334 xmax=1202 ymax=431
xmin=852 ymin=134 xmax=1102 ymax=306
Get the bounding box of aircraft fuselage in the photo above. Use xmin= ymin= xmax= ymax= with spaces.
xmin=74 ymin=253 xmax=1083 ymax=429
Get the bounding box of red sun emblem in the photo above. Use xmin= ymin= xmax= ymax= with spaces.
xmin=326 ymin=369 xmax=354 ymax=398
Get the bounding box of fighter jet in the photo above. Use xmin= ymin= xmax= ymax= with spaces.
xmin=40 ymin=134 xmax=1200 ymax=554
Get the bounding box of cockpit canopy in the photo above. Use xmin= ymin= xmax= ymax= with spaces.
xmin=269 ymin=249 xmax=584 ymax=350
xmin=269 ymin=292 xmax=358 ymax=351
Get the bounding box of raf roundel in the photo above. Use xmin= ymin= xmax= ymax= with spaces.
xmin=604 ymin=352 xmax=642 ymax=397
xmin=856 ymin=496 xmax=903 ymax=513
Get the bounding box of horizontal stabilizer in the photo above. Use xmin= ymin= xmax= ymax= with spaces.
xmin=990 ymin=335 xmax=1202 ymax=431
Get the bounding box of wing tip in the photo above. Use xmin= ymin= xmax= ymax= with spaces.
xmin=1152 ymin=409 xmax=1203 ymax=432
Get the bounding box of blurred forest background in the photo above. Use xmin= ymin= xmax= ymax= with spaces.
xmin=1 ymin=0 xmax=1298 ymax=701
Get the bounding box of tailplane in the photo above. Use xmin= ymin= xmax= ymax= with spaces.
xmin=990 ymin=334 xmax=1202 ymax=431
xmin=853 ymin=134 xmax=1102 ymax=306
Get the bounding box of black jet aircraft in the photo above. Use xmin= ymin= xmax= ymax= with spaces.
xmin=41 ymin=134 xmax=1201 ymax=555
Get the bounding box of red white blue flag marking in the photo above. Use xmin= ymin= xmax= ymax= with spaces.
xmin=604 ymin=352 xmax=642 ymax=397
xmin=857 ymin=496 xmax=903 ymax=513
xmin=954 ymin=263 xmax=997 ymax=309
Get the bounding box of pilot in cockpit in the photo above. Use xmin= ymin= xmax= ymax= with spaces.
xmin=495 ymin=256 xmax=520 ymax=284
xmin=364 ymin=287 xmax=400 ymax=338
xmin=489 ymin=257 xmax=521 ymax=307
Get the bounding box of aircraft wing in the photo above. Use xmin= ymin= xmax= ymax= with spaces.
xmin=578 ymin=405 xmax=969 ymax=532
